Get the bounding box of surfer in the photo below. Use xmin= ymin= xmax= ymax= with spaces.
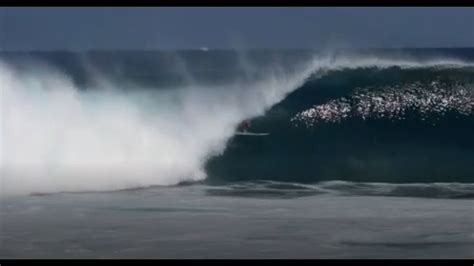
xmin=235 ymin=121 xmax=268 ymax=136
xmin=237 ymin=120 xmax=251 ymax=133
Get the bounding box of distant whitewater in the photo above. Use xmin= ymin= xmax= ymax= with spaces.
xmin=1 ymin=49 xmax=474 ymax=196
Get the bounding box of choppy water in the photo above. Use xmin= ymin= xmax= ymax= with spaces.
xmin=1 ymin=184 xmax=473 ymax=259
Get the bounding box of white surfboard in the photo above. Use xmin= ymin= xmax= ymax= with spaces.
xmin=235 ymin=132 xmax=270 ymax=136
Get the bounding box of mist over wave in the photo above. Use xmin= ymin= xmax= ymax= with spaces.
xmin=1 ymin=50 xmax=473 ymax=196
xmin=0 ymin=52 xmax=314 ymax=196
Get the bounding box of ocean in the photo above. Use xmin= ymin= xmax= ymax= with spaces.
xmin=0 ymin=48 xmax=473 ymax=258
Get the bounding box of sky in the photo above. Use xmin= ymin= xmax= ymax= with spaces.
xmin=1 ymin=7 xmax=474 ymax=50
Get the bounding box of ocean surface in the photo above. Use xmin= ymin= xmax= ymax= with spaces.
xmin=0 ymin=48 xmax=473 ymax=258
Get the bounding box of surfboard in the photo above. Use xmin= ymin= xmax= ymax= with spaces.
xmin=235 ymin=132 xmax=270 ymax=136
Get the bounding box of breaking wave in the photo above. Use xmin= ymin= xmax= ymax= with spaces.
xmin=1 ymin=50 xmax=473 ymax=196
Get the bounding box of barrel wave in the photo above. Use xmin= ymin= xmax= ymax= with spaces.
xmin=1 ymin=49 xmax=473 ymax=196
xmin=206 ymin=65 xmax=474 ymax=184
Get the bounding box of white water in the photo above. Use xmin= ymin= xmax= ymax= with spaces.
xmin=1 ymin=53 xmax=471 ymax=196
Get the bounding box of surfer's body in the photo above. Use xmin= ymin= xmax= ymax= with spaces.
xmin=235 ymin=120 xmax=269 ymax=136
xmin=237 ymin=120 xmax=251 ymax=133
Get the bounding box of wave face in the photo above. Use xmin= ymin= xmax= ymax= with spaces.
xmin=1 ymin=49 xmax=474 ymax=195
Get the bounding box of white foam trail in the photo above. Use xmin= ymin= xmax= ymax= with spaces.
xmin=1 ymin=54 xmax=472 ymax=196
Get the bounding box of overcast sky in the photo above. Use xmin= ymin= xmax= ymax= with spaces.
xmin=1 ymin=7 xmax=473 ymax=50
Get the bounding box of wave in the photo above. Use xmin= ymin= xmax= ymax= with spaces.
xmin=205 ymin=58 xmax=474 ymax=185
xmin=1 ymin=51 xmax=473 ymax=196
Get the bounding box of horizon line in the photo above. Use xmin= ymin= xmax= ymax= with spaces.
xmin=1 ymin=47 xmax=474 ymax=53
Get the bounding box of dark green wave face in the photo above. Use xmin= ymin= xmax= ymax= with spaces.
xmin=206 ymin=66 xmax=474 ymax=184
